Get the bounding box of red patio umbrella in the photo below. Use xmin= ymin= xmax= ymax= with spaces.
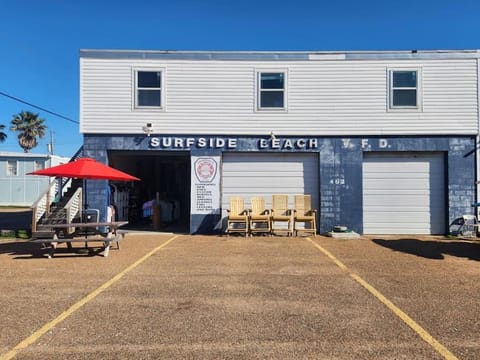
xmin=28 ymin=157 xmax=140 ymax=181
xmin=28 ymin=157 xmax=140 ymax=218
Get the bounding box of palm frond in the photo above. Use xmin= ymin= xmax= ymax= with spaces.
xmin=9 ymin=111 xmax=47 ymax=152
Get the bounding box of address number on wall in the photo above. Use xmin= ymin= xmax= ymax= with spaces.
xmin=330 ymin=178 xmax=345 ymax=185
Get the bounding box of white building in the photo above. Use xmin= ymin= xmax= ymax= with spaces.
xmin=79 ymin=49 xmax=479 ymax=234
xmin=0 ymin=152 xmax=70 ymax=206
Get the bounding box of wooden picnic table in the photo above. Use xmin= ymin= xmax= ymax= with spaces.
xmin=36 ymin=221 xmax=128 ymax=258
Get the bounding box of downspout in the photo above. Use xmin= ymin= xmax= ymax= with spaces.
xmin=476 ymin=56 xmax=480 ymax=217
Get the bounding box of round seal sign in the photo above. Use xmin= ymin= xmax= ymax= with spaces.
xmin=194 ymin=158 xmax=217 ymax=183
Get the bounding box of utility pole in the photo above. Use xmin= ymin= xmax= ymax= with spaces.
xmin=47 ymin=130 xmax=54 ymax=155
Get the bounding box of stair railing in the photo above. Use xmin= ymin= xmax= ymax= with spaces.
xmin=65 ymin=187 xmax=83 ymax=223
xmin=31 ymin=179 xmax=58 ymax=232
xmin=30 ymin=146 xmax=84 ymax=233
xmin=55 ymin=146 xmax=84 ymax=200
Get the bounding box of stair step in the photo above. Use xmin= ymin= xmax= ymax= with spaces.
xmin=32 ymin=231 xmax=55 ymax=239
xmin=33 ymin=175 xmax=83 ymax=234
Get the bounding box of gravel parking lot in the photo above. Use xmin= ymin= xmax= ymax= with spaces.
xmin=0 ymin=233 xmax=479 ymax=359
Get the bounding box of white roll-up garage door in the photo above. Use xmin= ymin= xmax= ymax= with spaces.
xmin=222 ymin=153 xmax=319 ymax=213
xmin=363 ymin=152 xmax=446 ymax=235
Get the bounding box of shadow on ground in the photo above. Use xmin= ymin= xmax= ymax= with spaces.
xmin=0 ymin=240 xmax=44 ymax=258
xmin=0 ymin=209 xmax=32 ymax=230
xmin=0 ymin=240 xmax=110 ymax=259
xmin=372 ymin=238 xmax=480 ymax=261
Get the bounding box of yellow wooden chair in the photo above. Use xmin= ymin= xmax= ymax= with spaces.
xmin=271 ymin=194 xmax=293 ymax=236
xmin=226 ymin=197 xmax=249 ymax=237
xmin=249 ymin=197 xmax=271 ymax=235
xmin=293 ymin=194 xmax=317 ymax=237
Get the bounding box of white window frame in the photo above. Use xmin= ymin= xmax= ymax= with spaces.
xmin=387 ymin=67 xmax=422 ymax=111
xmin=133 ymin=68 xmax=165 ymax=111
xmin=6 ymin=160 xmax=18 ymax=176
xmin=255 ymin=69 xmax=288 ymax=112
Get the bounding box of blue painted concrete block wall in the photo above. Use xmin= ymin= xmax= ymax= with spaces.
xmin=83 ymin=134 xmax=476 ymax=235
xmin=82 ymin=137 xmax=110 ymax=224
xmin=319 ymin=136 xmax=476 ymax=234
xmin=446 ymin=137 xmax=477 ymax=222
xmin=319 ymin=138 xmax=364 ymax=234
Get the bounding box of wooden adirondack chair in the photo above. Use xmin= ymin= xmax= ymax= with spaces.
xmin=271 ymin=194 xmax=293 ymax=236
xmin=226 ymin=197 xmax=249 ymax=237
xmin=249 ymin=197 xmax=271 ymax=235
xmin=293 ymin=194 xmax=317 ymax=236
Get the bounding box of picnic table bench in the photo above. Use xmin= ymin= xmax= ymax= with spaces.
xmin=35 ymin=221 xmax=128 ymax=258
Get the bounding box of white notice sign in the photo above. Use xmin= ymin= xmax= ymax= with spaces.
xmin=191 ymin=156 xmax=221 ymax=215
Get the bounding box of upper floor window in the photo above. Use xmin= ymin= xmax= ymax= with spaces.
xmin=135 ymin=70 xmax=163 ymax=109
xmin=6 ymin=160 xmax=17 ymax=176
xmin=34 ymin=160 xmax=44 ymax=171
xmin=389 ymin=69 xmax=421 ymax=110
xmin=257 ymin=71 xmax=287 ymax=110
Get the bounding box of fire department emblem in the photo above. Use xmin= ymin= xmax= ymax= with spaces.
xmin=194 ymin=158 xmax=217 ymax=183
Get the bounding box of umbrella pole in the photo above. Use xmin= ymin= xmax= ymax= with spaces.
xmin=83 ymin=179 xmax=87 ymax=214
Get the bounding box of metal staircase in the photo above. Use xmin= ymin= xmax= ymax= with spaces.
xmin=31 ymin=147 xmax=84 ymax=238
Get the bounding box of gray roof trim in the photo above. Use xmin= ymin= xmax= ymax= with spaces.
xmin=80 ymin=49 xmax=480 ymax=61
xmin=0 ymin=152 xmax=50 ymax=158
xmin=0 ymin=152 xmax=70 ymax=159
xmin=345 ymin=50 xmax=480 ymax=60
xmin=80 ymin=49 xmax=310 ymax=61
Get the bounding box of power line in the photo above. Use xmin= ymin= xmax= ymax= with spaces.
xmin=0 ymin=90 xmax=79 ymax=124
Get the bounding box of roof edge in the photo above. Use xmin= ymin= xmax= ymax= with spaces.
xmin=80 ymin=49 xmax=480 ymax=61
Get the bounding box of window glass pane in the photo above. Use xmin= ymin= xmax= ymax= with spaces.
xmin=138 ymin=90 xmax=161 ymax=106
xmin=393 ymin=89 xmax=417 ymax=106
xmin=393 ymin=71 xmax=417 ymax=88
xmin=35 ymin=160 xmax=44 ymax=171
xmin=7 ymin=160 xmax=17 ymax=176
xmin=261 ymin=73 xmax=284 ymax=89
xmin=138 ymin=71 xmax=161 ymax=88
xmin=261 ymin=91 xmax=284 ymax=108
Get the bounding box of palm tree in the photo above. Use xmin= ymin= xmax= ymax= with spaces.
xmin=0 ymin=124 xmax=7 ymax=143
xmin=9 ymin=111 xmax=47 ymax=153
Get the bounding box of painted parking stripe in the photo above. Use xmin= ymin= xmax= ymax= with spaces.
xmin=0 ymin=234 xmax=181 ymax=360
xmin=305 ymin=237 xmax=459 ymax=360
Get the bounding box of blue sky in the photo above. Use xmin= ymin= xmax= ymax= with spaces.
xmin=0 ymin=0 xmax=478 ymax=157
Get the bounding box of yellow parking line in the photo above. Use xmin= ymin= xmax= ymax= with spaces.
xmin=0 ymin=234 xmax=181 ymax=360
xmin=305 ymin=237 xmax=459 ymax=360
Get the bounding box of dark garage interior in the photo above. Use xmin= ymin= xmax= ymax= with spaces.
xmin=108 ymin=150 xmax=191 ymax=232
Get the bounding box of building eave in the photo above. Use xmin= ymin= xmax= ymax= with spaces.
xmin=80 ymin=49 xmax=480 ymax=61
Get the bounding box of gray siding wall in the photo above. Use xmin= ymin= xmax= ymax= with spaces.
xmin=1 ymin=157 xmax=47 ymax=206
xmin=0 ymin=155 xmax=69 ymax=206
xmin=80 ymin=57 xmax=479 ymax=136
